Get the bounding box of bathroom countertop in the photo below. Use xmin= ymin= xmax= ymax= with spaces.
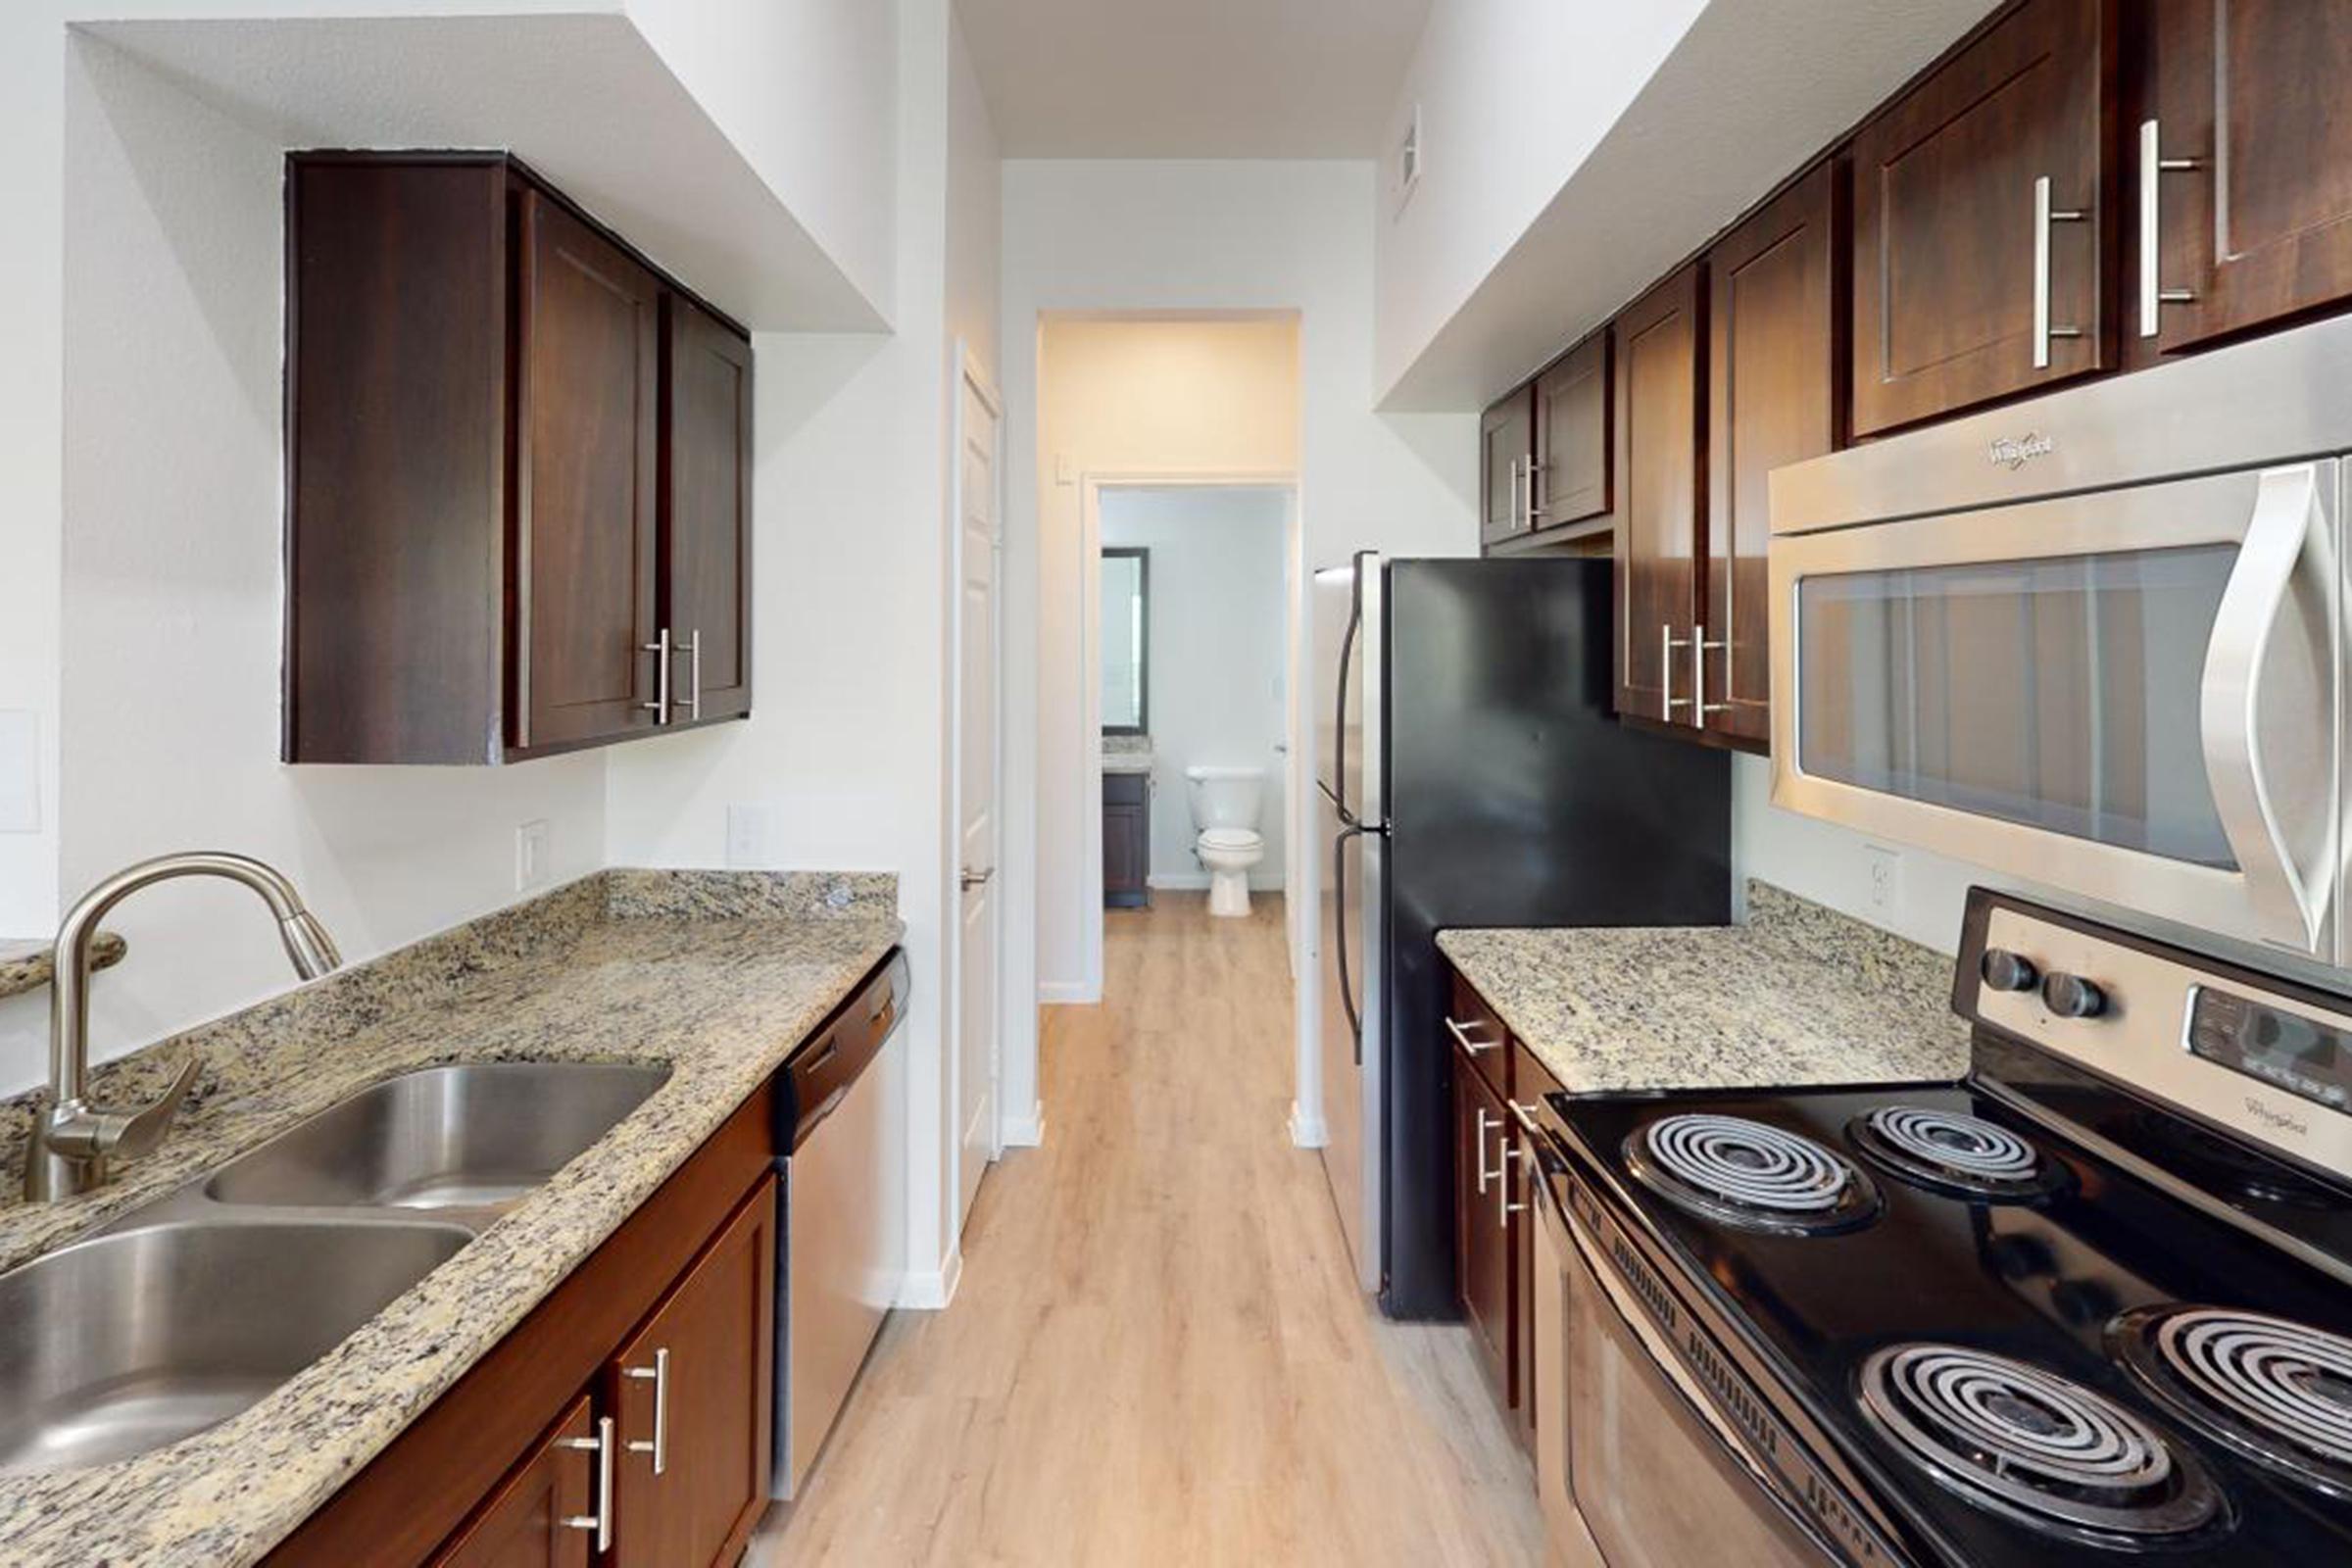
xmin=1438 ymin=882 xmax=1969 ymax=1096
xmin=1102 ymin=734 xmax=1154 ymax=774
xmin=0 ymin=869 xmax=902 ymax=1568
xmin=0 ymin=931 xmax=127 ymax=1001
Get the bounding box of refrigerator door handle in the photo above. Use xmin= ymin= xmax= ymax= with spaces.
xmin=1333 ymin=585 xmax=1360 ymax=823
xmin=1333 ymin=821 xmax=1370 ymax=1059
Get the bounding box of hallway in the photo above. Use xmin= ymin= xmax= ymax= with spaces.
xmin=751 ymin=895 xmax=1544 ymax=1565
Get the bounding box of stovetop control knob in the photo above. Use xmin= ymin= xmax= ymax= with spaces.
xmin=2040 ymin=971 xmax=2108 ymax=1019
xmin=1980 ymin=948 xmax=2039 ymax=993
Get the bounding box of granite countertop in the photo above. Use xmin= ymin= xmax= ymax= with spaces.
xmin=0 ymin=868 xmax=903 ymax=1568
xmin=1102 ymin=733 xmax=1154 ymax=774
xmin=0 ymin=931 xmax=127 ymax=1001
xmin=1438 ymin=882 xmax=1969 ymax=1095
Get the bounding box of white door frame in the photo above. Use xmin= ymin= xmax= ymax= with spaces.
xmin=948 ymin=341 xmax=1005 ymax=1227
xmin=1077 ymin=469 xmax=1300 ymax=1002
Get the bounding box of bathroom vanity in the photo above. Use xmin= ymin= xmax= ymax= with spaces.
xmin=1102 ymin=762 xmax=1152 ymax=909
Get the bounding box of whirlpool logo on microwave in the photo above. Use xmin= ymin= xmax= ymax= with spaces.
xmin=1987 ymin=432 xmax=2056 ymax=470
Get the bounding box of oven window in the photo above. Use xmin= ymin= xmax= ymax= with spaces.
xmin=1796 ymin=543 xmax=2237 ymax=868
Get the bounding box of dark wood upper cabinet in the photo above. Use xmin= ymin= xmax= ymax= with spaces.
xmin=516 ymin=190 xmax=662 ymax=755
xmin=1480 ymin=384 xmax=1535 ymax=548
xmin=1849 ymin=0 xmax=2117 ymax=437
xmin=1613 ymin=264 xmax=1706 ymax=724
xmin=608 ymin=1184 xmax=776 ymax=1568
xmin=429 ymin=1397 xmax=595 ymax=1568
xmin=1532 ymin=330 xmax=1612 ymax=533
xmin=2134 ymin=0 xmax=2352 ymax=354
xmin=662 ymin=295 xmax=756 ymax=726
xmin=284 ymin=154 xmax=753 ymax=764
xmin=1704 ymin=164 xmax=1841 ymax=753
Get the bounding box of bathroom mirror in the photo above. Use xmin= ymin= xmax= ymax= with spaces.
xmin=1101 ymin=548 xmax=1150 ymax=734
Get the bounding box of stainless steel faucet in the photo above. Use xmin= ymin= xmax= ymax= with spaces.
xmin=24 ymin=852 xmax=343 ymax=1202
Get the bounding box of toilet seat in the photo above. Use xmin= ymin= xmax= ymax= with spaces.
xmin=1198 ymin=828 xmax=1262 ymax=852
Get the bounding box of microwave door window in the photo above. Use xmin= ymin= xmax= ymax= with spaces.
xmin=1797 ymin=544 xmax=2239 ymax=869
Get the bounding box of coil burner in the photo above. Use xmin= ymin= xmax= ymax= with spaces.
xmin=1848 ymin=1105 xmax=2069 ymax=1201
xmin=1858 ymin=1344 xmax=2222 ymax=1544
xmin=1625 ymin=1113 xmax=1879 ymax=1235
xmin=2113 ymin=1306 xmax=2352 ymax=1499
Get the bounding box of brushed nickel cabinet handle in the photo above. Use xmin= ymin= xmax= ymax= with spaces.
xmin=667 ymin=629 xmax=704 ymax=721
xmin=1474 ymin=1107 xmax=1495 ymax=1195
xmin=1444 ymin=1015 xmax=1499 ymax=1056
xmin=2033 ymin=174 xmax=2087 ymax=369
xmin=1661 ymin=622 xmax=1694 ymax=720
xmin=1497 ymin=1129 xmax=1528 ymax=1229
xmin=1694 ymin=622 xmax=1730 ymax=718
xmin=2137 ymin=119 xmax=2200 ymax=338
xmin=641 ymin=627 xmax=673 ymax=723
xmin=559 ymin=1415 xmax=615 ymax=1550
xmin=624 ymin=1346 xmax=670 ymax=1475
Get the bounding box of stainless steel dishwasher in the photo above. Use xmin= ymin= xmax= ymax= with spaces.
xmin=771 ymin=950 xmax=908 ymax=1498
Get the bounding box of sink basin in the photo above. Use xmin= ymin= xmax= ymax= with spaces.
xmin=206 ymin=1061 xmax=670 ymax=1213
xmin=0 ymin=1219 xmax=468 ymax=1473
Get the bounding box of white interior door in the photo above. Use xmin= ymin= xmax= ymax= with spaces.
xmin=953 ymin=353 xmax=1004 ymax=1237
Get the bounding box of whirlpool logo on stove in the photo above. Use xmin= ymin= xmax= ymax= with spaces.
xmin=2244 ymin=1095 xmax=2312 ymax=1139
xmin=1987 ymin=432 xmax=2055 ymax=470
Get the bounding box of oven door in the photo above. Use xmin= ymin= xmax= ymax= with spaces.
xmin=1550 ymin=1172 xmax=1835 ymax=1567
xmin=1770 ymin=462 xmax=2342 ymax=959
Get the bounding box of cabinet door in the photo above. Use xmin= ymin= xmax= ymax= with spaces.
xmin=662 ymin=296 xmax=755 ymax=725
xmin=431 ymin=1396 xmax=595 ymax=1568
xmin=610 ymin=1180 xmax=776 ymax=1568
xmin=1453 ymin=1051 xmax=1511 ymax=1397
xmin=1613 ymin=264 xmax=1705 ymax=725
xmin=1102 ymin=776 xmax=1150 ymax=907
xmin=1705 ymin=164 xmax=1839 ymax=752
xmin=516 ymin=189 xmax=661 ymax=753
xmin=1481 ymin=386 xmax=1535 ymax=548
xmin=1849 ymin=0 xmax=2115 ymax=436
xmin=1532 ymin=332 xmax=1611 ymax=532
xmin=2137 ymin=1 xmax=2352 ymax=352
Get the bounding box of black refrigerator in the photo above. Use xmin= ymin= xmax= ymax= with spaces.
xmin=1313 ymin=553 xmax=1731 ymax=1318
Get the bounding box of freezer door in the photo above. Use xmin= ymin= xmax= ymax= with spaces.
xmin=1316 ymin=784 xmax=1383 ymax=1294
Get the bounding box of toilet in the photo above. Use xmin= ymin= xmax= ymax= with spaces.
xmin=1184 ymin=766 xmax=1266 ymax=918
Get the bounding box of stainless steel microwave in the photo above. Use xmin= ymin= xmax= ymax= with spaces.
xmin=1769 ymin=318 xmax=2352 ymax=963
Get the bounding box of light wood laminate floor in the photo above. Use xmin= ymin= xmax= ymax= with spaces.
xmin=749 ymin=894 xmax=1544 ymax=1566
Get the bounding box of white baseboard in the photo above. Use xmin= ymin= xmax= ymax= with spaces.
xmin=899 ymin=1247 xmax=963 ymax=1310
xmin=1147 ymin=870 xmax=1289 ymax=892
xmin=1001 ymin=1101 xmax=1047 ymax=1148
xmin=1288 ymin=1100 xmax=1327 ymax=1148
xmin=1037 ymin=980 xmax=1099 ymax=1004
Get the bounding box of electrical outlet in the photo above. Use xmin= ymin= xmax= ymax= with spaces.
xmin=514 ymin=819 xmax=550 ymax=891
xmin=727 ymin=803 xmax=777 ymax=869
xmin=1865 ymin=843 xmax=1902 ymax=911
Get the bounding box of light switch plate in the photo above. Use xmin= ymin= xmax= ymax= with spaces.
xmin=0 ymin=710 xmax=38 ymax=833
xmin=514 ymin=819 xmax=550 ymax=891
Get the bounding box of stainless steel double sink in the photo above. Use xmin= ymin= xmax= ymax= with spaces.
xmin=0 ymin=1060 xmax=669 ymax=1476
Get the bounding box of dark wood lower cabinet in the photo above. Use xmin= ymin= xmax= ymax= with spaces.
xmin=431 ymin=1398 xmax=597 ymax=1568
xmin=1452 ymin=1045 xmax=1511 ymax=1398
xmin=1103 ymin=771 xmax=1151 ymax=908
xmin=269 ymin=1083 xmax=781 ymax=1568
xmin=608 ymin=1187 xmax=775 ymax=1568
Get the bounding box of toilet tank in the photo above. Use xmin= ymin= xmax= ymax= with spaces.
xmin=1184 ymin=766 xmax=1265 ymax=831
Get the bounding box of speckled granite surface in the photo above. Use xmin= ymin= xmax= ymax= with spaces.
xmin=1438 ymin=882 xmax=1968 ymax=1095
xmin=0 ymin=868 xmax=901 ymax=1568
xmin=0 ymin=931 xmax=127 ymax=1001
xmin=1102 ymin=734 xmax=1154 ymax=774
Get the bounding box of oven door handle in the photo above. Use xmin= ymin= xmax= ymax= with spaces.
xmin=1561 ymin=1202 xmax=1857 ymax=1565
xmin=2202 ymin=462 xmax=2337 ymax=953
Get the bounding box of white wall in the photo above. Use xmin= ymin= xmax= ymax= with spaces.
xmin=945 ymin=5 xmax=1001 ymax=381
xmin=1101 ymin=486 xmax=1291 ymax=889
xmin=0 ymin=35 xmax=612 ymax=1096
xmin=1000 ymin=159 xmax=1479 ymax=1148
xmin=608 ymin=0 xmax=987 ymax=1304
xmin=1373 ymin=1 xmax=1703 ymax=398
xmin=625 ymin=0 xmax=898 ymax=320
